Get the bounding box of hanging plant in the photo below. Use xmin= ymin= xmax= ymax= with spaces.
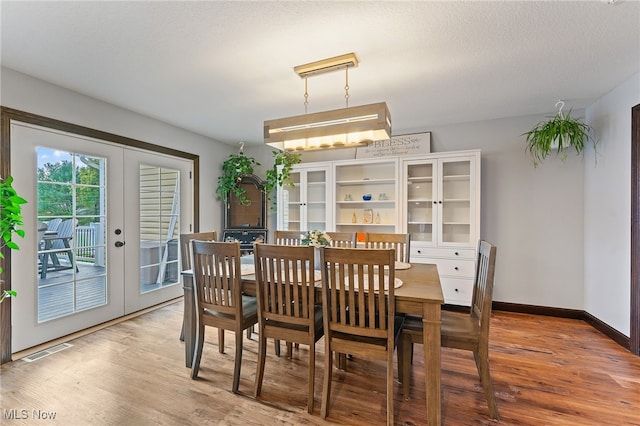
xmin=523 ymin=101 xmax=596 ymax=167
xmin=264 ymin=150 xmax=301 ymax=206
xmin=215 ymin=145 xmax=261 ymax=206
xmin=1 ymin=175 xmax=27 ymax=303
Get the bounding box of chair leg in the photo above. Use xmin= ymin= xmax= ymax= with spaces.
xmin=335 ymin=352 xmax=347 ymax=370
xmin=286 ymin=342 xmax=293 ymax=358
xmin=231 ymin=329 xmax=243 ymax=393
xmin=473 ymin=351 xmax=500 ymax=420
xmin=246 ymin=325 xmax=253 ymax=339
xmin=179 ymin=321 xmax=185 ymax=342
xmin=396 ymin=335 xmax=404 ymax=384
xmin=190 ymin=323 xmax=205 ymax=379
xmin=218 ymin=328 xmax=225 ymax=353
xmin=274 ymin=339 xmax=281 ymax=357
xmin=386 ymin=350 xmax=394 ymax=426
xmin=254 ymin=331 xmax=267 ymax=398
xmin=308 ymin=342 xmax=316 ymax=414
xmin=401 ymin=335 xmax=412 ymax=399
xmin=321 ymin=347 xmax=333 ymax=419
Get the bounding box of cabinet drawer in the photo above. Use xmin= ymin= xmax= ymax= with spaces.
xmin=411 ymin=256 xmax=475 ymax=278
xmin=436 ymin=259 xmax=475 ymax=278
xmin=441 ymin=277 xmax=473 ymax=306
xmin=410 ymin=247 xmax=475 ymax=260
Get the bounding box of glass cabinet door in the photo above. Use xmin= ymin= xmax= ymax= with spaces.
xmin=406 ymin=161 xmax=436 ymax=245
xmin=278 ymin=165 xmax=330 ymax=232
xmin=438 ymin=158 xmax=474 ymax=245
xmin=305 ymin=169 xmax=328 ymax=231
xmin=279 ymin=170 xmax=301 ymax=231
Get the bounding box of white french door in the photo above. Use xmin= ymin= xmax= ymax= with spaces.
xmin=10 ymin=123 xmax=191 ymax=352
xmin=122 ymin=149 xmax=191 ymax=314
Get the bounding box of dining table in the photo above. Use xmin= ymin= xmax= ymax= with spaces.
xmin=181 ymin=260 xmax=444 ymax=425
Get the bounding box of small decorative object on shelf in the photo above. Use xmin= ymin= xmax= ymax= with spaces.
xmin=344 ymin=194 xmax=352 ymax=201
xmin=352 ymin=212 xmax=357 ymax=223
xmin=363 ymin=209 xmax=373 ymax=224
xmin=378 ymin=193 xmax=387 ymax=200
xmin=375 ymin=212 xmax=381 ymax=224
xmin=363 ymin=193 xmax=372 ymax=201
xmin=301 ymin=230 xmax=332 ymax=247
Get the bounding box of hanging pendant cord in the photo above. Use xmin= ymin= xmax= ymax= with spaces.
xmin=304 ymin=77 xmax=309 ymax=114
xmin=344 ymin=66 xmax=350 ymax=108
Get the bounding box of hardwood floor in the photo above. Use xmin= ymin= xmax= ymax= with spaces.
xmin=2 ymin=300 xmax=639 ymax=425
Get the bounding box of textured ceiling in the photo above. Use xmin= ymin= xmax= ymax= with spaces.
xmin=1 ymin=1 xmax=639 ymax=146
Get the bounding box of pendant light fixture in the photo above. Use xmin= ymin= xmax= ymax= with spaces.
xmin=264 ymin=52 xmax=392 ymax=152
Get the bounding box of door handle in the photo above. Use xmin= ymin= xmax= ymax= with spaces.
xmin=115 ymin=241 xmax=125 ymax=248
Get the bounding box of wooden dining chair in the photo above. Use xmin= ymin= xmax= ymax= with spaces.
xmin=326 ymin=231 xmax=357 ymax=248
xmin=365 ymin=232 xmax=411 ymax=263
xmin=190 ymin=240 xmax=258 ymax=393
xmin=274 ymin=230 xmax=303 ymax=246
xmin=179 ymin=231 xmax=217 ymax=344
xmin=253 ymin=243 xmax=323 ymax=413
xmin=401 ymin=240 xmax=500 ymax=420
xmin=320 ymin=247 xmax=403 ymax=425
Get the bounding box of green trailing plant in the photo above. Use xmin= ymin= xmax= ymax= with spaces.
xmin=216 ymin=149 xmax=261 ymax=206
xmin=264 ymin=150 xmax=301 ymax=207
xmin=1 ymin=175 xmax=27 ymax=303
xmin=523 ymin=102 xmax=595 ymax=167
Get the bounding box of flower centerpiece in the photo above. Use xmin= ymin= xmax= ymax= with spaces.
xmin=301 ymin=230 xmax=332 ymax=247
xmin=301 ymin=230 xmax=331 ymax=270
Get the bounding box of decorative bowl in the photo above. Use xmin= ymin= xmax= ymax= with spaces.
xmin=362 ymin=194 xmax=372 ymax=201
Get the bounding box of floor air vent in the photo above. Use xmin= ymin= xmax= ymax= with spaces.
xmin=23 ymin=343 xmax=73 ymax=362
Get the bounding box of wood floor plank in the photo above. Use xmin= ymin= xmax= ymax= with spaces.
xmin=1 ymin=302 xmax=639 ymax=425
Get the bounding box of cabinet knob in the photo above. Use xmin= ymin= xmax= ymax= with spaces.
xmin=417 ymin=250 xmax=422 ymax=254
xmin=433 ymin=201 xmax=437 ymax=205
xmin=454 ymin=251 xmax=459 ymax=256
xmin=439 ymin=200 xmax=443 ymax=204
xmin=454 ymin=288 xmax=459 ymax=293
xmin=454 ymin=266 xmax=459 ymax=271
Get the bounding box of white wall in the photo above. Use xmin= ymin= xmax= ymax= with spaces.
xmin=268 ymin=114 xmax=586 ymax=310
xmin=584 ymin=72 xmax=640 ymax=336
xmin=1 ymin=67 xmax=230 ymax=233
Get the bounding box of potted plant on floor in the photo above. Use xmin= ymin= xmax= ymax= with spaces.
xmin=523 ymin=100 xmax=596 ymax=167
xmin=1 ymin=175 xmax=27 ymax=303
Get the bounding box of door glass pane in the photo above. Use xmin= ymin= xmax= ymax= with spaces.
xmin=281 ymin=171 xmax=301 ymax=231
xmin=37 ymin=148 xmax=107 ymax=322
xmin=139 ymin=165 xmax=180 ymax=293
xmin=306 ymin=170 xmax=327 ymax=231
xmin=441 ymin=160 xmax=471 ymax=244
xmin=407 ymin=163 xmax=434 ymax=243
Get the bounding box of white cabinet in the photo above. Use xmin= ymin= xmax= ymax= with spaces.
xmin=333 ymin=158 xmax=400 ymax=239
xmin=275 ymin=150 xmax=481 ymax=306
xmin=403 ymin=150 xmax=480 ymax=305
xmin=277 ymin=163 xmax=332 ymax=232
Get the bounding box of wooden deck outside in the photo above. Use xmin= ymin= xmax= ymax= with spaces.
xmin=37 ymin=263 xmax=175 ymax=322
xmin=2 ymin=301 xmax=639 ymax=425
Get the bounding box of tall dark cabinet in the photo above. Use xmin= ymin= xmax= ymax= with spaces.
xmin=222 ymin=174 xmax=267 ymax=254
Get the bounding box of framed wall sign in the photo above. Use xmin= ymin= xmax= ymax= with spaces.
xmin=355 ymin=132 xmax=431 ymax=159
